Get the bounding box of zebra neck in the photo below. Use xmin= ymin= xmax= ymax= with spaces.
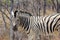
xmin=20 ymin=17 xmax=30 ymax=31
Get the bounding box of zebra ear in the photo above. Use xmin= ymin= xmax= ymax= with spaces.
xmin=14 ymin=10 xmax=18 ymax=18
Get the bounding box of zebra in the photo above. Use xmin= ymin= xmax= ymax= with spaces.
xmin=12 ymin=10 xmax=60 ymax=40
xmin=12 ymin=10 xmax=35 ymax=40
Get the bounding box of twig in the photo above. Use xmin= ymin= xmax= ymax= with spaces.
xmin=0 ymin=9 xmax=11 ymax=21
xmin=1 ymin=10 xmax=7 ymax=30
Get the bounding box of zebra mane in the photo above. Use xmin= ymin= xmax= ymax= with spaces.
xmin=14 ymin=10 xmax=32 ymax=18
xmin=19 ymin=10 xmax=32 ymax=16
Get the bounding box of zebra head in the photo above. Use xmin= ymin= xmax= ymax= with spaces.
xmin=12 ymin=10 xmax=32 ymax=31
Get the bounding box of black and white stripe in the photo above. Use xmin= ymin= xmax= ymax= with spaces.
xmin=12 ymin=10 xmax=32 ymax=34
xmin=13 ymin=10 xmax=60 ymax=35
xmin=30 ymin=14 xmax=60 ymax=35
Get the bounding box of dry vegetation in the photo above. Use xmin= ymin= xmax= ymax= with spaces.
xmin=0 ymin=0 xmax=60 ymax=40
xmin=0 ymin=9 xmax=60 ymax=40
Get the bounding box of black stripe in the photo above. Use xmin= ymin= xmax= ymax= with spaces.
xmin=42 ymin=19 xmax=45 ymax=33
xmin=26 ymin=25 xmax=29 ymax=31
xmin=40 ymin=22 xmax=43 ymax=31
xmin=27 ymin=30 xmax=30 ymax=34
xmin=50 ymin=14 xmax=59 ymax=33
xmin=41 ymin=18 xmax=44 ymax=32
xmin=53 ymin=18 xmax=60 ymax=31
xmin=37 ymin=23 xmax=40 ymax=29
xmin=26 ymin=19 xmax=30 ymax=31
xmin=46 ymin=16 xmax=51 ymax=33
xmin=35 ymin=23 xmax=40 ymax=29
xmin=14 ymin=10 xmax=18 ymax=18
xmin=46 ymin=14 xmax=56 ymax=33
xmin=24 ymin=18 xmax=28 ymax=30
xmin=44 ymin=16 xmax=48 ymax=20
xmin=39 ymin=22 xmax=41 ymax=30
xmin=44 ymin=16 xmax=48 ymax=33
xmin=26 ymin=18 xmax=30 ymax=34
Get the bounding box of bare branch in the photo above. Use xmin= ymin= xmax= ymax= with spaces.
xmin=1 ymin=3 xmax=10 ymax=15
xmin=1 ymin=10 xmax=7 ymax=31
xmin=0 ymin=1 xmax=10 ymax=13
xmin=0 ymin=9 xmax=11 ymax=21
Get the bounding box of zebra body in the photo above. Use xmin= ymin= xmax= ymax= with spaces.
xmin=13 ymin=10 xmax=60 ymax=40
xmin=13 ymin=10 xmax=60 ymax=34
xmin=30 ymin=14 xmax=60 ymax=35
